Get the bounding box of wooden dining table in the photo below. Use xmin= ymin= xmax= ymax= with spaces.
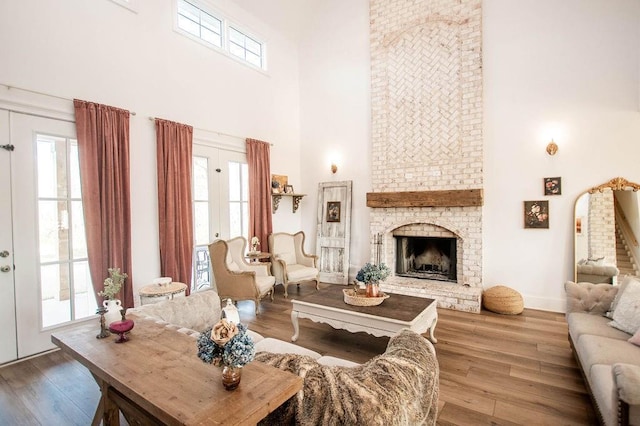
xmin=51 ymin=317 xmax=302 ymax=425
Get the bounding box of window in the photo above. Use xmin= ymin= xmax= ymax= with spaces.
xmin=175 ymin=0 xmax=266 ymax=70
xmin=192 ymin=156 xmax=211 ymax=290
xmin=36 ymin=134 xmax=95 ymax=327
xmin=177 ymin=0 xmax=222 ymax=48
xmin=228 ymin=161 xmax=249 ymax=238
xmin=228 ymin=27 xmax=263 ymax=68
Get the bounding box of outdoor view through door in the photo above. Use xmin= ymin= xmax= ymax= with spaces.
xmin=192 ymin=146 xmax=249 ymax=291
xmin=37 ymin=133 xmax=96 ymax=326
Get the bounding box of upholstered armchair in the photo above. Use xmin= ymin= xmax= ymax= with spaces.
xmin=208 ymin=237 xmax=275 ymax=314
xmin=268 ymin=232 xmax=319 ymax=298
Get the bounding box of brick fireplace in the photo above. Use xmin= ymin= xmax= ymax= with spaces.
xmin=368 ymin=0 xmax=483 ymax=312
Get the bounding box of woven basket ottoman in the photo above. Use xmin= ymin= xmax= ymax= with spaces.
xmin=482 ymin=285 xmax=524 ymax=315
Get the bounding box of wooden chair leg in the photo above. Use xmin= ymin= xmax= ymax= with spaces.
xmin=283 ymin=283 xmax=289 ymax=298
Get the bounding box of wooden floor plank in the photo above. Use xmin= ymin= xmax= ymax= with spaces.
xmin=0 ymin=283 xmax=595 ymax=425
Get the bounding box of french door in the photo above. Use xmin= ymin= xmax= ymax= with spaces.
xmin=0 ymin=111 xmax=95 ymax=364
xmin=192 ymin=143 xmax=248 ymax=291
xmin=0 ymin=111 xmax=17 ymax=364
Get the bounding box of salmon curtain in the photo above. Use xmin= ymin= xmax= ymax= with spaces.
xmin=246 ymin=138 xmax=273 ymax=252
xmin=73 ymin=99 xmax=134 ymax=308
xmin=155 ymin=119 xmax=194 ymax=295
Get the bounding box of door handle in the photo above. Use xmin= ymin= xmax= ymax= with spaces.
xmin=0 ymin=250 xmax=9 ymax=258
xmin=0 ymin=265 xmax=11 ymax=273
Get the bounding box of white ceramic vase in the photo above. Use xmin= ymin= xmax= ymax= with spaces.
xmin=103 ymin=299 xmax=123 ymax=325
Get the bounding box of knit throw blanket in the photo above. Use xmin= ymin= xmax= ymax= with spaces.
xmin=256 ymin=329 xmax=439 ymax=426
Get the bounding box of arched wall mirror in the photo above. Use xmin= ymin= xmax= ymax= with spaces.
xmin=574 ymin=177 xmax=640 ymax=284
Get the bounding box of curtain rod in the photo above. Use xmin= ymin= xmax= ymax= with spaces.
xmin=148 ymin=116 xmax=274 ymax=146
xmin=0 ymin=83 xmax=137 ymax=116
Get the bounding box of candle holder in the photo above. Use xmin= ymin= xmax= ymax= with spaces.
xmin=96 ymin=307 xmax=110 ymax=339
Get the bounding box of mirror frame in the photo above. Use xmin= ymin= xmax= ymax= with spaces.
xmin=574 ymin=177 xmax=640 ymax=282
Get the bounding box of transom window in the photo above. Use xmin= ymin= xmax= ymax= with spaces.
xmin=228 ymin=27 xmax=263 ymax=68
xmin=177 ymin=0 xmax=222 ymax=48
xmin=175 ymin=0 xmax=266 ymax=71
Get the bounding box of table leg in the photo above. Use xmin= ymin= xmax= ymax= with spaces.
xmin=427 ymin=315 xmax=438 ymax=344
xmin=91 ymin=376 xmax=120 ymax=426
xmin=291 ymin=310 xmax=300 ymax=342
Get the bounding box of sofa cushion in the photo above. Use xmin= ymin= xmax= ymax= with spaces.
xmin=129 ymin=289 xmax=221 ymax=333
xmin=613 ymin=363 xmax=640 ymax=405
xmin=286 ymin=264 xmax=319 ymax=281
xmin=629 ymin=328 xmax=640 ymax=347
xmin=589 ymin=364 xmax=617 ymax=426
xmin=255 ymin=337 xmax=322 ymax=359
xmin=567 ymin=312 xmax=631 ymax=342
xmin=564 ymin=281 xmax=618 ymax=315
xmin=577 ymin=335 xmax=640 ymax=369
xmin=255 ymin=329 xmax=439 ymax=426
xmin=609 ymin=278 xmax=640 ymax=334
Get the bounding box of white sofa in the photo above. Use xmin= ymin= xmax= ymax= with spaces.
xmin=128 ymin=288 xmax=358 ymax=367
xmin=565 ymin=280 xmax=640 ymax=426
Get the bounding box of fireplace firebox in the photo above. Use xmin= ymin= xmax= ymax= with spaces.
xmin=395 ymin=236 xmax=457 ymax=283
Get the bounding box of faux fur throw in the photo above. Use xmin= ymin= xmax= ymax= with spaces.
xmin=256 ymin=329 xmax=439 ymax=426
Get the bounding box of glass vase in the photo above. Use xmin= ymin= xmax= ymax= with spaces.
xmin=222 ymin=365 xmax=242 ymax=390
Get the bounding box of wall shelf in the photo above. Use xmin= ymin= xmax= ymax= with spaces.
xmin=272 ymin=193 xmax=306 ymax=213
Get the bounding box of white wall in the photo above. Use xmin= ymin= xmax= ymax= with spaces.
xmin=0 ymin=0 xmax=302 ymax=298
xmin=296 ymin=0 xmax=640 ymax=311
xmin=297 ymin=0 xmax=371 ymax=276
xmin=483 ymin=0 xmax=640 ymax=311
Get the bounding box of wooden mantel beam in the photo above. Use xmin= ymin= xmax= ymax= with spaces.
xmin=366 ymin=189 xmax=483 ymax=208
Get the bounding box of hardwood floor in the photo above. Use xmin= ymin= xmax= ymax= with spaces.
xmin=0 ymin=284 xmax=596 ymax=425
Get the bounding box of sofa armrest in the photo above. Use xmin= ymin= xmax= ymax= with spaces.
xmin=614 ymin=363 xmax=640 ymax=405
xmin=564 ymin=281 xmax=618 ymax=315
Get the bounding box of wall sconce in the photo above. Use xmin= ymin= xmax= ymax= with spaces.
xmin=546 ymin=139 xmax=558 ymax=156
xmin=331 ymin=163 xmax=338 ymax=174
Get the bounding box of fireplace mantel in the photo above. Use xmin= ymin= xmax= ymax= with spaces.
xmin=366 ymin=189 xmax=483 ymax=208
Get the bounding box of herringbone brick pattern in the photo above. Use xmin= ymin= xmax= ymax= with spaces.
xmin=369 ymin=0 xmax=484 ymax=308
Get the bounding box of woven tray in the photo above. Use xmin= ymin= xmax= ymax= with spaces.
xmin=343 ymin=289 xmax=390 ymax=307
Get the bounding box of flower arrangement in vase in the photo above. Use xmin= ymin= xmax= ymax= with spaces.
xmin=99 ymin=268 xmax=128 ymax=325
xmin=250 ymin=236 xmax=260 ymax=254
xmin=197 ymin=319 xmax=255 ymax=390
xmin=355 ymin=262 xmax=391 ymax=297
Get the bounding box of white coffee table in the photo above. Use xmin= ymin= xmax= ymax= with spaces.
xmin=290 ymin=285 xmax=437 ymax=343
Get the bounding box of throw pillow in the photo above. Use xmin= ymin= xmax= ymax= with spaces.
xmin=609 ymin=278 xmax=640 ymax=335
xmin=629 ymin=329 xmax=640 ymax=347
xmin=607 ymin=276 xmax=636 ymax=319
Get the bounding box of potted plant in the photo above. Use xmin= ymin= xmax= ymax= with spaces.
xmin=99 ymin=267 xmax=127 ymax=325
xmin=356 ymin=262 xmax=391 ymax=297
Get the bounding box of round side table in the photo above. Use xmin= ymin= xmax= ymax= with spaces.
xmin=245 ymin=251 xmax=271 ymax=263
xmin=139 ymin=282 xmax=187 ymax=305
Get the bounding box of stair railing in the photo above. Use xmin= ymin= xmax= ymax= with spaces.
xmin=614 ymin=199 xmax=640 ymax=277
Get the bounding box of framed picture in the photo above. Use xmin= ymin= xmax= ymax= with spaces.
xmin=284 ymin=184 xmax=294 ymax=194
xmin=271 ymin=174 xmax=288 ymax=193
xmin=524 ymin=200 xmax=549 ymax=229
xmin=326 ymin=201 xmax=341 ymax=222
xmin=544 ymin=177 xmax=561 ymax=195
